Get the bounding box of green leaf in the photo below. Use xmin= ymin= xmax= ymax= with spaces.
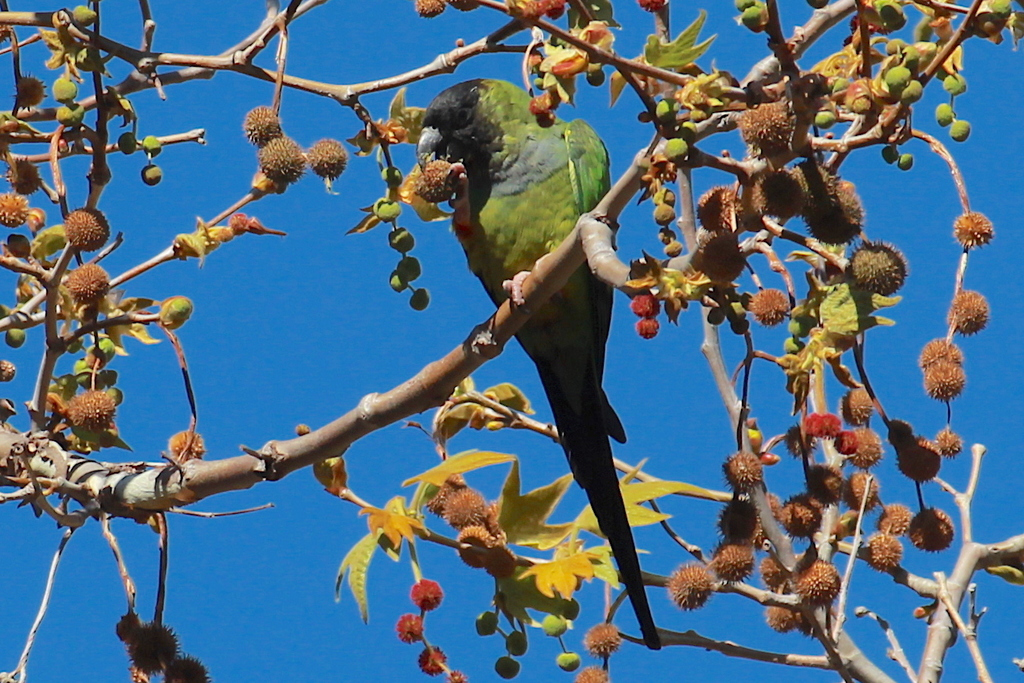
xmin=644 ymin=11 xmax=716 ymax=71
xmin=402 ymin=449 xmax=516 ymax=488
xmin=819 ymin=283 xmax=901 ymax=336
xmin=484 ymin=382 xmax=533 ymax=414
xmin=496 ymin=568 xmax=580 ymax=625
xmin=497 ymin=459 xmax=574 ymax=550
xmin=574 ymin=479 xmax=726 ymax=535
xmin=985 ymin=565 xmax=1024 ymax=586
xmin=336 ymin=532 xmax=378 ymax=623
xmin=586 ymin=546 xmax=620 ymax=588
xmin=388 ymin=87 xmax=426 ymax=145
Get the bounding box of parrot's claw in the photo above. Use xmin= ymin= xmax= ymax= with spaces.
xmin=449 ymin=162 xmax=471 ymax=226
xmin=503 ymin=270 xmax=532 ymax=308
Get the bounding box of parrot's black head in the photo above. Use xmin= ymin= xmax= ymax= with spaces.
xmin=417 ymin=79 xmax=500 ymax=170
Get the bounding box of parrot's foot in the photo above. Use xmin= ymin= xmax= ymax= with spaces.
xmin=502 ymin=270 xmax=532 ymax=307
xmin=449 ymin=162 xmax=471 ymax=230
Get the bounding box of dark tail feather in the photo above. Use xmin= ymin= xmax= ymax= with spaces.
xmin=535 ymin=363 xmax=661 ymax=650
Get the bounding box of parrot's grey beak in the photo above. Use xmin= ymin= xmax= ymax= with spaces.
xmin=417 ymin=126 xmax=442 ymax=167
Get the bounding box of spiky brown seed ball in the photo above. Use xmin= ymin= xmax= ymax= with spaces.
xmin=924 ymin=360 xmax=966 ymax=401
xmin=457 ymin=526 xmax=495 ymax=568
xmin=442 ymin=487 xmax=487 ymax=529
xmin=396 ymin=613 xmax=425 ymax=643
xmin=953 ymin=211 xmax=993 ymax=248
xmin=410 ymin=578 xmax=444 ymax=611
xmin=694 ymin=232 xmax=746 ymax=283
xmin=6 ymin=158 xmax=42 ymax=195
xmin=841 ymin=388 xmax=873 ymax=426
xmin=15 ymin=76 xmax=46 ymax=108
xmin=64 ymin=207 xmax=111 ymax=251
xmin=0 ymin=359 xmax=14 ymax=382
xmin=418 ymin=646 xmax=447 ymax=676
xmin=796 ymin=161 xmax=863 ymax=245
xmin=848 ymin=241 xmax=907 ymax=295
xmin=483 ymin=544 xmax=516 ymax=579
xmin=750 ymin=169 xmax=804 ymax=220
xmin=710 ymin=542 xmax=754 ymax=581
xmin=164 ymin=655 xmax=210 ymax=683
xmin=866 ymin=533 xmax=903 ymax=572
xmin=878 ymin=503 xmax=913 ymax=536
xmin=67 ymin=389 xmax=116 ymax=431
xmin=426 ymin=474 xmax=467 ymax=516
xmin=896 ymin=439 xmax=941 ymax=482
xmin=575 ymin=667 xmax=610 ymax=683
xmin=948 ymin=290 xmax=988 ymax=336
xmin=766 ymin=605 xmax=807 ymax=633
xmin=718 ymin=498 xmax=758 ymax=541
xmin=168 ymin=430 xmax=206 ymax=462
xmin=919 ymin=339 xmax=963 ymax=369
xmin=749 ymin=288 xmax=789 ymax=326
xmin=258 ymin=136 xmax=305 ymax=185
xmin=849 ymin=427 xmax=883 ymax=468
xmin=415 ymin=159 xmax=456 ymax=204
xmin=0 ymin=193 xmax=30 ymax=228
xmin=243 ymin=106 xmax=282 ymax=147
xmin=934 ymin=426 xmax=963 ymax=458
xmin=796 ymin=560 xmax=840 ymax=605
xmin=65 ymin=263 xmax=110 ymax=306
xmin=724 ymin=451 xmax=763 ymax=490
xmin=584 ymin=622 xmax=622 ymax=658
xmin=696 ymin=186 xmax=737 ymax=232
xmin=909 ymin=507 xmax=955 ymax=552
xmin=780 ymin=494 xmax=823 ymax=538
xmin=843 ymin=471 xmax=880 ymax=511
xmin=128 ymin=622 xmax=179 ymax=673
xmin=415 ymin=0 xmax=447 ymax=16
xmin=450 ymin=0 xmax=479 ymax=9
xmin=738 ymin=101 xmax=795 ymax=157
xmin=784 ymin=424 xmax=810 ymax=457
xmin=760 ymin=555 xmax=788 ymax=590
xmin=306 ymin=139 xmax=348 ymax=181
xmin=807 ymin=464 xmax=843 ymax=505
xmin=666 ymin=563 xmax=714 ymax=610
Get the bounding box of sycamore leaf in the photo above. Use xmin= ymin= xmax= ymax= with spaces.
xmin=608 ymin=69 xmax=628 ymax=107
xmin=107 ymin=323 xmax=160 ymax=352
xmin=495 ymin=569 xmax=578 ymax=626
xmin=335 ymin=532 xmax=378 ymax=622
xmin=484 ymin=382 xmax=533 ymax=414
xmin=388 ymin=88 xmax=425 ymax=145
xmin=403 ymin=450 xmax=516 ymax=488
xmin=347 ymin=207 xmax=383 ymax=235
xmin=497 ymin=459 xmax=574 ymax=549
xmin=985 ymin=565 xmax=1024 ymax=586
xmin=820 ymin=283 xmax=900 ymax=336
xmin=576 ymin=479 xmax=726 ymax=535
xmin=586 ymin=546 xmax=619 ymax=588
xmin=361 ymin=496 xmax=424 ymax=549
xmin=520 ymin=549 xmax=598 ymax=599
xmin=644 ymin=11 xmax=715 ymax=71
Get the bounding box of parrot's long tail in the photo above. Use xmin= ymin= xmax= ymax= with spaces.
xmin=535 ymin=362 xmax=662 ymax=650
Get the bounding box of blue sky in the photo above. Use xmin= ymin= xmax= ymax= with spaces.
xmin=2 ymin=1 xmax=1022 ymax=681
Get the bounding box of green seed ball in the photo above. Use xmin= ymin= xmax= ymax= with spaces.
xmin=935 ymin=103 xmax=955 ymax=127
xmin=900 ymin=80 xmax=923 ymax=104
xmin=72 ymin=5 xmax=97 ymax=25
xmin=881 ymin=146 xmax=899 ymax=164
xmin=106 ymin=387 xmax=124 ymax=406
xmin=506 ymin=630 xmax=528 ymax=656
xmin=381 ymin=166 xmax=403 ymax=187
xmin=897 ymin=153 xmax=914 ymax=171
xmin=117 ymin=132 xmax=137 ymax=154
xmin=680 ymin=121 xmax=698 ymax=143
xmin=141 ymin=164 xmax=163 ymax=186
xmin=735 ymin=0 xmax=757 ymax=9
xmin=389 ymin=271 xmax=408 ymax=292
xmin=558 ymin=599 xmax=581 ymax=620
xmin=388 ymin=228 xmax=415 ymax=253
xmin=741 ymin=5 xmax=766 ymax=29
xmin=585 ymin=68 xmax=605 ymax=87
xmin=5 ymin=328 xmax=26 ymax=348
xmin=494 ymin=656 xmax=520 ymax=680
xmin=949 ymin=119 xmax=971 ymax=142
xmin=655 ymin=99 xmax=676 ymax=123
xmin=902 ymin=45 xmax=921 ymax=71
xmin=783 ymin=337 xmax=805 ymax=354
xmin=884 ymin=66 xmax=912 ymax=94
xmin=476 ymin=611 xmax=498 ymax=636
xmin=707 ymin=307 xmax=726 ymax=325
xmin=56 ymin=105 xmax=85 ymax=127
xmin=943 ymin=74 xmax=967 ymax=96
xmin=372 ymin=198 xmax=402 ymax=222
xmin=664 ymin=137 xmax=689 ymax=163
xmin=141 ymin=135 xmax=163 ymax=157
xmin=409 ymin=287 xmax=430 ymax=311
xmin=556 ymin=652 xmax=582 ymax=672
xmin=396 ymin=256 xmax=421 ymax=283
xmin=886 ymin=38 xmax=907 ymax=55
xmin=52 ymin=77 xmax=78 ymax=103
xmin=541 ymin=614 xmax=568 ymax=637
xmin=831 ymin=78 xmax=850 ymax=94
xmin=814 ymin=110 xmax=837 ymax=129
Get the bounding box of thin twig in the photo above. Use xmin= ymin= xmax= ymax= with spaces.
xmin=834 ymin=473 xmax=874 ymax=639
xmin=154 ymin=512 xmax=169 ymax=624
xmin=166 ymin=502 xmax=274 ymax=517
xmin=854 ymin=606 xmax=916 ymax=683
xmin=101 ymin=513 xmax=137 ymax=611
xmin=936 ymin=573 xmax=993 ymax=683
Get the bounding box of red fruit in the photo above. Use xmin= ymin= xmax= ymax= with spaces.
xmin=804 ymin=412 xmax=841 ymax=439
xmin=396 ymin=613 xmax=424 ymax=644
xmin=835 ymin=430 xmax=859 ymax=455
xmin=636 ymin=317 xmax=660 ymax=339
xmin=418 ymin=646 xmax=447 ymax=676
xmin=638 ymin=0 xmax=667 ymax=10
xmin=543 ymin=0 xmax=566 ymax=18
xmin=630 ymin=294 xmax=661 ymax=318
xmin=760 ymin=452 xmax=781 ymax=466
xmin=411 ymin=579 xmax=444 ymax=612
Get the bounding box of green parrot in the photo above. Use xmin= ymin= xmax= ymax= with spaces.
xmin=418 ymin=79 xmax=660 ymax=649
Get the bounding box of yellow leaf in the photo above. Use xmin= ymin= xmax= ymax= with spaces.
xmin=985 ymin=565 xmax=1024 ymax=586
xmin=497 ymin=459 xmax=574 ymax=549
xmin=360 ymin=496 xmax=424 ymax=549
xmin=576 ymin=479 xmax=728 ymax=534
xmin=335 ymin=532 xmax=378 ymax=623
xmin=495 ymin=569 xmax=578 ymax=626
xmin=402 ymin=450 xmax=516 ymax=488
xmin=483 ymin=382 xmax=534 ymax=414
xmin=521 ymin=550 xmax=597 ymax=599
xmin=347 ymin=209 xmax=383 ymax=235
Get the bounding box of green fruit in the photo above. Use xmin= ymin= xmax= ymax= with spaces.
xmin=900 ymin=80 xmax=923 ymax=104
xmin=741 ymin=5 xmax=766 ymax=30
xmin=97 ymin=338 xmax=117 ymax=361
xmin=881 ymin=145 xmax=899 ymax=165
xmin=72 ymin=5 xmax=97 ymax=25
xmin=897 ymin=153 xmax=914 ymax=171
xmin=556 ymin=652 xmax=582 ymax=672
xmin=949 ymin=119 xmax=971 ymax=142
xmin=664 ymin=137 xmax=689 ymax=163
xmin=141 ymin=164 xmax=162 ymax=186
xmin=707 ymin=307 xmax=726 ymax=325
xmin=558 ymin=599 xmax=581 ymax=620
xmin=381 ymin=166 xmax=403 ymax=187
xmin=117 ymin=132 xmax=137 ymax=154
xmin=730 ymin=317 xmax=750 ymax=335
xmin=7 ymin=233 xmax=30 ymax=258
xmin=494 ymin=656 xmax=520 ymax=680
xmin=783 ymin=337 xmax=804 ymax=354
xmin=585 ymin=68 xmax=605 ymax=87
xmin=476 ymin=611 xmax=498 ymax=637
xmin=655 ymin=99 xmax=676 ymax=123
xmin=396 ymin=256 xmax=421 ymax=283
xmin=56 ymin=105 xmax=85 ymax=127
xmin=141 ymin=135 xmax=163 ymax=157
xmin=884 ymin=66 xmax=912 ymax=95
xmin=5 ymin=328 xmax=26 ymax=348
xmin=788 ymin=315 xmax=815 ymax=338
xmin=159 ymin=296 xmax=193 ymax=329
xmin=901 ymin=45 xmax=921 ymax=71
xmin=541 ymin=614 xmax=568 ymax=637
xmin=680 ymin=121 xmax=697 ymax=143
xmin=990 ymin=0 xmax=1012 ymax=16
xmin=935 ymin=103 xmax=955 ymax=127
xmin=389 ymin=271 xmax=407 ymax=292
xmin=409 ymin=287 xmax=430 ymax=311
xmin=875 ymin=0 xmax=906 ymax=30
xmin=96 ymin=369 xmax=118 ymax=389
xmin=734 ymin=0 xmax=757 ymax=10
xmin=806 ymin=0 xmax=828 ymax=7
xmin=885 ymin=38 xmax=907 ymax=55
xmin=943 ymin=73 xmax=967 ymax=96
xmin=388 ymin=228 xmax=415 ymax=253
xmin=505 ymin=631 xmax=528 ymax=656
xmin=66 ymin=338 xmax=83 ymax=354
xmin=372 ymin=198 xmax=402 ymax=222
xmin=814 ymin=110 xmax=836 ymax=129
xmin=52 ymin=77 xmax=78 ymax=103
xmin=73 ymin=358 xmax=90 ymax=377
xmin=106 ymin=387 xmax=124 ymax=406
xmin=831 ymin=78 xmax=850 ymax=94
